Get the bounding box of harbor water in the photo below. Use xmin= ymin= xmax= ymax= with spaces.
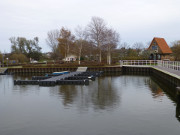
xmin=0 ymin=74 xmax=180 ymax=135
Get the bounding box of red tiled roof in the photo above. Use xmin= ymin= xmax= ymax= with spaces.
xmin=149 ymin=37 xmax=172 ymax=54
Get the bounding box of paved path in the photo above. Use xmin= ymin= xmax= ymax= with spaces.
xmin=153 ymin=66 xmax=180 ymax=79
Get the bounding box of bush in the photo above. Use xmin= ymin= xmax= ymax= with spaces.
xmin=10 ymin=53 xmax=28 ymax=63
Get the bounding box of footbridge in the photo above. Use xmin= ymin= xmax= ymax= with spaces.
xmin=120 ymin=60 xmax=180 ymax=86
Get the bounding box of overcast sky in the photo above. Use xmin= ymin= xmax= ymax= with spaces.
xmin=0 ymin=0 xmax=180 ymax=53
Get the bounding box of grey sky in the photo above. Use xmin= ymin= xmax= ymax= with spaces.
xmin=0 ymin=0 xmax=180 ymax=52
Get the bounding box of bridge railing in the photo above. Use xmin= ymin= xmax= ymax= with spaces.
xmin=158 ymin=60 xmax=180 ymax=71
xmin=120 ymin=60 xmax=180 ymax=71
xmin=120 ymin=60 xmax=158 ymax=66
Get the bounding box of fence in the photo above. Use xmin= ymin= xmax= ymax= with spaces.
xmin=120 ymin=60 xmax=158 ymax=66
xmin=158 ymin=60 xmax=180 ymax=71
xmin=120 ymin=60 xmax=180 ymax=71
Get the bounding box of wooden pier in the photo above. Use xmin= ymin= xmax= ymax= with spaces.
xmin=39 ymin=72 xmax=86 ymax=86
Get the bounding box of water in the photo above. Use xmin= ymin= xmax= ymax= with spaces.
xmin=0 ymin=74 xmax=180 ymax=135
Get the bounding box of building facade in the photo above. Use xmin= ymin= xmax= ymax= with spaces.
xmin=148 ymin=37 xmax=172 ymax=60
xmin=63 ymin=54 xmax=77 ymax=62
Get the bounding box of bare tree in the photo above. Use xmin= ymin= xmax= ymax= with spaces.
xmin=118 ymin=42 xmax=130 ymax=60
xmin=58 ymin=27 xmax=75 ymax=58
xmin=75 ymin=26 xmax=87 ymax=64
xmin=46 ymin=29 xmax=61 ymax=59
xmin=119 ymin=42 xmax=130 ymax=49
xmin=46 ymin=29 xmax=60 ymax=51
xmin=104 ymin=28 xmax=120 ymax=65
xmin=87 ymin=16 xmax=107 ymax=63
xmin=132 ymin=42 xmax=144 ymax=55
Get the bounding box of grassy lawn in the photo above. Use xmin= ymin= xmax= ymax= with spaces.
xmin=1 ymin=66 xmax=23 ymax=68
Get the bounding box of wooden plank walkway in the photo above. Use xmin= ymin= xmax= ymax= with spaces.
xmin=122 ymin=65 xmax=180 ymax=79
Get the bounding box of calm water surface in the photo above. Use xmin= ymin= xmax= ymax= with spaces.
xmin=0 ymin=74 xmax=180 ymax=135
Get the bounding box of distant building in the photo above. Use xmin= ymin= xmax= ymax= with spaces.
xmin=148 ymin=37 xmax=172 ymax=60
xmin=44 ymin=52 xmax=52 ymax=59
xmin=63 ymin=54 xmax=77 ymax=62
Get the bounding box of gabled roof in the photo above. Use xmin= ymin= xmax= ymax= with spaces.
xmin=148 ymin=37 xmax=172 ymax=54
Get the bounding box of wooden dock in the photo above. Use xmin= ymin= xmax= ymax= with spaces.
xmin=14 ymin=71 xmax=103 ymax=86
xmin=39 ymin=72 xmax=84 ymax=86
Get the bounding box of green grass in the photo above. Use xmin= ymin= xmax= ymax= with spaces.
xmin=2 ymin=66 xmax=23 ymax=68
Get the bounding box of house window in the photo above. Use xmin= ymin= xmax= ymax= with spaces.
xmin=152 ymin=45 xmax=157 ymax=50
xmin=153 ymin=42 xmax=156 ymax=45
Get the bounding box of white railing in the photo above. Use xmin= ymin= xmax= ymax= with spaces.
xmin=120 ymin=60 xmax=180 ymax=71
xmin=120 ymin=60 xmax=158 ymax=66
xmin=158 ymin=60 xmax=180 ymax=71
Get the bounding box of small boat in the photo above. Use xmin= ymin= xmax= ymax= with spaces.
xmin=45 ymin=71 xmax=70 ymax=77
xmin=52 ymin=71 xmax=70 ymax=75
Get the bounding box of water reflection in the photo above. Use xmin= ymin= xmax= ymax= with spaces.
xmin=150 ymin=76 xmax=177 ymax=102
xmin=58 ymin=85 xmax=78 ymax=105
xmin=146 ymin=78 xmax=164 ymax=99
xmin=1 ymin=74 xmax=180 ymax=135
xmin=13 ymin=73 xmax=45 ymax=80
xmin=91 ymin=77 xmax=120 ymax=110
xmin=146 ymin=76 xmax=180 ymax=123
xmin=49 ymin=76 xmax=120 ymax=111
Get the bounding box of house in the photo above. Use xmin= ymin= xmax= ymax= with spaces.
xmin=63 ymin=54 xmax=77 ymax=62
xmin=44 ymin=52 xmax=52 ymax=59
xmin=148 ymin=37 xmax=172 ymax=60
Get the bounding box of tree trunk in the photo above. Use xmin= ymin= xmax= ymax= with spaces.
xmin=107 ymin=54 xmax=108 ymax=64
xmin=107 ymin=48 xmax=111 ymax=65
xmin=78 ymin=42 xmax=82 ymax=65
xmin=109 ymin=53 xmax=111 ymax=65
xmin=67 ymin=43 xmax=69 ymax=57
xmin=78 ymin=56 xmax=81 ymax=65
xmin=99 ymin=48 xmax=102 ymax=63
